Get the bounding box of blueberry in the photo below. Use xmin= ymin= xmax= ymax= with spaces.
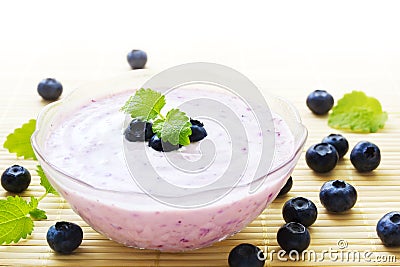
xmin=322 ymin=134 xmax=349 ymax=158
xmin=124 ymin=119 xmax=154 ymax=142
xmin=277 ymin=176 xmax=293 ymax=197
xmin=282 ymin=197 xmax=318 ymax=227
xmin=228 ymin=243 xmax=265 ymax=267
xmin=189 ymin=125 xmax=207 ymax=142
xmin=149 ymin=135 xmax=163 ymax=151
xmin=190 ymin=118 xmax=204 ymax=127
xmin=319 ymin=180 xmax=357 ymax=212
xmin=350 ymin=141 xmax=381 ymax=172
xmin=189 ymin=119 xmax=207 ymax=142
xmin=37 ymin=78 xmax=63 ymax=101
xmin=1 ymin=165 xmax=31 ymax=193
xmin=377 ymin=211 xmax=400 ymax=247
xmin=148 ymin=135 xmax=180 ymax=152
xmin=277 ymin=222 xmax=310 ymax=253
xmin=306 ymin=90 xmax=334 ymax=115
xmin=127 ymin=49 xmax=147 ymax=69
xmin=46 ymin=221 xmax=83 ymax=254
xmin=305 ymin=143 xmax=339 ymax=173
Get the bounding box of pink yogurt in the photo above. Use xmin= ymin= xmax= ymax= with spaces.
xmin=42 ymin=87 xmax=296 ymax=251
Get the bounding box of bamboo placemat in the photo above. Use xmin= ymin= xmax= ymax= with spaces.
xmin=1 ymin=80 xmax=399 ymax=266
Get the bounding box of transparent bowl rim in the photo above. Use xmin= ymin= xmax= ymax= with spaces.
xmin=31 ymin=70 xmax=308 ymax=196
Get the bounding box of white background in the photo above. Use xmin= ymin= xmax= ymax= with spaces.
xmin=0 ymin=0 xmax=399 ymax=99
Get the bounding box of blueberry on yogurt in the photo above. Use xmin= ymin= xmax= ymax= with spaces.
xmin=189 ymin=119 xmax=207 ymax=142
xmin=148 ymin=119 xmax=207 ymax=151
xmin=124 ymin=119 xmax=154 ymax=142
xmin=148 ymin=135 xmax=181 ymax=152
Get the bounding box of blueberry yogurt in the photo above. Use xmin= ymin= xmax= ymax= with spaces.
xmin=43 ymin=86 xmax=296 ymax=251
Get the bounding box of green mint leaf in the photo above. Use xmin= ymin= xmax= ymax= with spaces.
xmin=328 ymin=91 xmax=388 ymax=133
xmin=120 ymin=88 xmax=166 ymax=121
xmin=151 ymin=117 xmax=165 ymax=137
xmin=122 ymin=88 xmax=196 ymax=146
xmin=37 ymin=165 xmax=59 ymax=196
xmin=28 ymin=196 xmax=38 ymax=210
xmin=28 ymin=196 xmax=47 ymax=220
xmin=152 ymin=109 xmax=192 ymax=146
xmin=29 ymin=208 xmax=47 ymax=220
xmin=3 ymin=119 xmax=37 ymax=160
xmin=0 ymin=196 xmax=34 ymax=244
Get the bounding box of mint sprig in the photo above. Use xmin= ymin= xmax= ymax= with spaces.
xmin=1 ymin=120 xmax=60 ymax=245
xmin=120 ymin=88 xmax=166 ymax=121
xmin=153 ymin=109 xmax=192 ymax=145
xmin=121 ymin=88 xmax=192 ymax=146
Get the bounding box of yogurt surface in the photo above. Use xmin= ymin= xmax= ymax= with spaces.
xmin=45 ymin=86 xmax=294 ymax=197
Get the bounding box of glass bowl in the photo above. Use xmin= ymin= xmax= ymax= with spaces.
xmin=31 ymin=70 xmax=307 ymax=252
